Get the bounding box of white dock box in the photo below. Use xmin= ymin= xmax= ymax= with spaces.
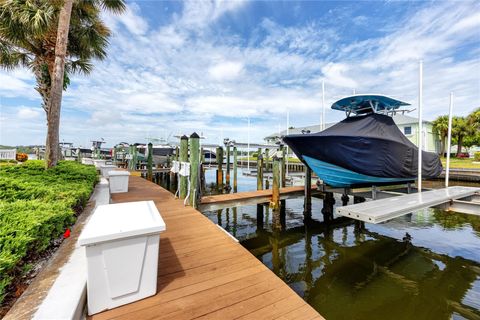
xmin=93 ymin=159 xmax=108 ymax=169
xmin=100 ymin=164 xmax=117 ymax=178
xmin=78 ymin=201 xmax=166 ymax=315
xmin=109 ymin=171 xmax=130 ymax=193
xmin=82 ymin=158 xmax=94 ymax=165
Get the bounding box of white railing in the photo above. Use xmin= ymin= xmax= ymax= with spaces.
xmin=0 ymin=149 xmax=16 ymax=160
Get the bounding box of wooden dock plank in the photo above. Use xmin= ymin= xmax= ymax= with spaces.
xmin=89 ymin=176 xmax=323 ymax=320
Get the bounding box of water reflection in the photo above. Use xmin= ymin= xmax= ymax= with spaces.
xmin=160 ymin=168 xmax=480 ymax=319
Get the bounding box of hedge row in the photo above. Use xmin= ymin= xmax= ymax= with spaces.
xmin=0 ymin=160 xmax=97 ymax=303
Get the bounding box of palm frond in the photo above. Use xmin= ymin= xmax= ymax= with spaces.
xmin=66 ymin=58 xmax=93 ymax=75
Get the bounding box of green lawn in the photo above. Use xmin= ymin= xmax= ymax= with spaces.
xmin=440 ymin=157 xmax=480 ymax=169
xmin=0 ymin=161 xmax=97 ymax=304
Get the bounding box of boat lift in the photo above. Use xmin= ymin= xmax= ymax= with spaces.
xmin=336 ymin=186 xmax=480 ymax=224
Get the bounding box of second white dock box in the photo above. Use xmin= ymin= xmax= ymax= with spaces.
xmin=100 ymin=164 xmax=117 ymax=178
xmin=78 ymin=201 xmax=166 ymax=315
xmin=108 ymin=171 xmax=130 ymax=193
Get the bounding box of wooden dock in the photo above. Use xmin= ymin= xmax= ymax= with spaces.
xmin=200 ymin=185 xmax=319 ymax=211
xmin=90 ymin=176 xmax=323 ymax=320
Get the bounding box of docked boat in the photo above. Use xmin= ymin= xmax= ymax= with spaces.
xmin=283 ymin=95 xmax=443 ymax=187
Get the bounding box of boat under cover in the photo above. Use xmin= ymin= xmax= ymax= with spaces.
xmin=283 ymin=113 xmax=443 ymax=188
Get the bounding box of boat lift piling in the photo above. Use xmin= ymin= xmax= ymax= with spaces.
xmin=179 ymin=135 xmax=189 ymax=199
xmin=257 ymin=148 xmax=264 ymax=190
xmin=303 ymin=166 xmax=312 ymax=219
xmin=216 ymin=146 xmax=224 ymax=190
xmin=256 ymin=149 xmax=264 ymax=219
xmin=418 ymin=60 xmax=423 ymax=192
xmin=233 ymin=146 xmax=238 ymax=193
xmin=146 ymin=142 xmax=153 ymax=181
xmin=189 ymin=133 xmax=200 ymax=208
xmin=271 ymin=155 xmax=282 ymax=230
xmin=225 ymin=143 xmax=231 ymax=188
xmin=445 ymin=92 xmax=454 ymax=187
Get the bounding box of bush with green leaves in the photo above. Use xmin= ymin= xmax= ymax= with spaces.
xmin=475 ymin=152 xmax=480 ymax=162
xmin=0 ymin=160 xmax=97 ymax=303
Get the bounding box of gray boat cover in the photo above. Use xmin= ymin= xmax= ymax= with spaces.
xmin=283 ymin=113 xmax=443 ymax=178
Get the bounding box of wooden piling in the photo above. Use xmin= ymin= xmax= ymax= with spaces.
xmin=304 ymin=166 xmax=312 ymax=218
xmin=216 ymin=146 xmax=224 ymax=190
xmin=226 ymin=144 xmax=231 ymax=187
xmin=257 ymin=148 xmax=263 ymax=190
xmin=264 ymin=148 xmax=269 ymax=172
xmin=147 ymin=142 xmax=153 ymax=181
xmin=200 ymin=147 xmax=205 ymax=163
xmin=233 ymin=146 xmax=238 ymax=193
xmin=341 ymin=188 xmax=350 ymax=206
xmin=280 ymin=145 xmax=286 ymax=187
xmin=179 ymin=135 xmax=189 ymax=199
xmin=271 ymin=156 xmax=281 ymax=211
xmin=322 ymin=192 xmax=335 ymax=222
xmin=189 ymin=132 xmax=200 ymax=208
xmin=132 ymin=145 xmax=138 ymax=171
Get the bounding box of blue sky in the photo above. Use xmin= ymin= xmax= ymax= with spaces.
xmin=1 ymin=0 xmax=479 ymax=147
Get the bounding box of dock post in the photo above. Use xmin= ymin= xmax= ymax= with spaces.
xmin=280 ymin=145 xmax=286 ymax=187
xmin=265 ymin=178 xmax=269 ymax=190
xmin=264 ymin=148 xmax=269 ymax=172
xmin=271 ymin=156 xmax=282 ymax=230
xmin=226 ymin=144 xmax=231 ymax=188
xmin=147 ymin=142 xmax=153 ymax=181
xmin=257 ymin=148 xmax=264 ymax=190
xmin=132 ymin=145 xmax=138 ymax=171
xmin=322 ymin=192 xmax=335 ymax=223
xmin=233 ymin=146 xmax=238 ymax=193
xmin=216 ymin=147 xmax=224 ymax=190
xmin=256 ymin=148 xmax=264 ymax=217
xmin=271 ymin=156 xmax=281 ymax=210
xmin=304 ymin=166 xmax=312 ymax=219
xmin=341 ymin=188 xmax=350 ymax=206
xmin=200 ymin=147 xmax=205 ymax=163
xmin=189 ymin=132 xmax=200 ymax=208
xmin=179 ymin=135 xmax=189 ymax=199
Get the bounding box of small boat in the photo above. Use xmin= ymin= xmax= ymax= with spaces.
xmin=283 ymin=94 xmax=443 ymax=188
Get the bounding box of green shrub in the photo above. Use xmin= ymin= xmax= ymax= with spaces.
xmin=475 ymin=152 xmax=480 ymax=161
xmin=0 ymin=160 xmax=97 ymax=303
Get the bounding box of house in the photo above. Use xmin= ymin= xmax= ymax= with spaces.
xmin=264 ymin=114 xmax=441 ymax=153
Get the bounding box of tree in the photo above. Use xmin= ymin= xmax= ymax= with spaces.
xmin=452 ymin=116 xmax=471 ymax=157
xmin=0 ymin=0 xmax=125 ymax=167
xmin=467 ymin=108 xmax=480 ymax=133
xmin=432 ymin=115 xmax=449 ymax=156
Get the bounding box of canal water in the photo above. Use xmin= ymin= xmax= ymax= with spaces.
xmin=164 ymin=168 xmax=480 ymax=319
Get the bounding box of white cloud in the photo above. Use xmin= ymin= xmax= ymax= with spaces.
xmin=103 ymin=2 xmax=148 ymax=36
xmin=178 ymin=0 xmax=246 ymax=29
xmin=208 ymin=61 xmax=244 ymax=80
xmin=17 ymin=107 xmax=42 ymax=120
xmin=321 ymin=63 xmax=358 ymax=89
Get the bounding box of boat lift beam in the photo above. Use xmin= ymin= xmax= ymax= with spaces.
xmin=336 ymin=186 xmax=480 ymax=224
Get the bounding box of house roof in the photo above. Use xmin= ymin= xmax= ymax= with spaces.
xmin=264 ymin=114 xmax=431 ymax=140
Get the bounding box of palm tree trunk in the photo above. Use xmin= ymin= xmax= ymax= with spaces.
xmin=440 ymin=136 xmax=446 ymax=156
xmin=45 ymin=0 xmax=73 ymax=168
xmin=456 ymin=135 xmax=464 ymax=157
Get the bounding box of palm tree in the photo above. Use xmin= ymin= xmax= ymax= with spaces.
xmin=467 ymin=108 xmax=480 ymax=132
xmin=432 ymin=115 xmax=449 ymax=156
xmin=452 ymin=116 xmax=470 ymax=157
xmin=0 ymin=0 xmax=125 ymax=167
